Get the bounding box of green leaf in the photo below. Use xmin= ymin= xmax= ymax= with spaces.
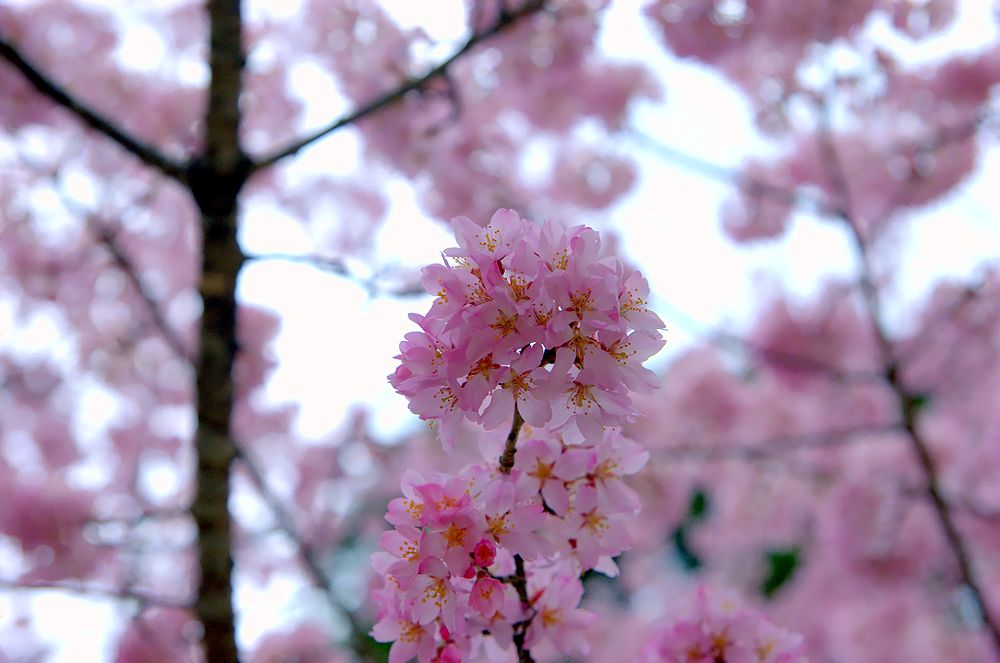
xmin=687 ymin=488 xmax=710 ymax=522
xmin=761 ymin=547 xmax=801 ymax=598
xmin=671 ymin=526 xmax=703 ymax=572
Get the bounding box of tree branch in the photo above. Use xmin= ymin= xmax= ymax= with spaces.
xmin=250 ymin=0 xmax=547 ymax=173
xmin=658 ymin=422 xmax=905 ymax=463
xmin=189 ymin=1 xmax=250 ymax=661
xmin=510 ymin=554 xmax=535 ymax=663
xmin=495 ymin=409 xmax=536 ymax=662
xmin=0 ymin=36 xmax=188 ymax=183
xmin=654 ymin=298 xmax=881 ymax=385
xmin=245 ymin=252 xmax=425 ymax=298
xmin=234 ymin=451 xmax=380 ymax=662
xmin=814 ymin=69 xmax=1000 ymax=654
xmin=0 ymin=578 xmax=190 ymax=609
xmin=498 ymin=408 xmax=525 ymax=474
xmin=88 ymin=220 xmax=197 ymax=363
xmin=625 ymin=128 xmax=836 ymax=216
xmin=15 ymin=149 xmax=197 ymax=363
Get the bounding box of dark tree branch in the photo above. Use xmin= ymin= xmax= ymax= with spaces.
xmin=890 ymin=368 xmax=1000 ymax=654
xmin=0 ymin=36 xmax=188 ymax=183
xmin=250 ymin=0 xmax=547 ymax=172
xmin=511 ymin=554 xmax=535 ymax=663
xmin=498 ymin=408 xmax=525 ymax=474
xmin=189 ymin=1 xmax=250 ymax=661
xmin=496 ymin=410 xmax=535 ymax=662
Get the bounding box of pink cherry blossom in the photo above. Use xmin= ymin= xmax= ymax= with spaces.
xmin=642 ymin=588 xmax=807 ymax=663
xmin=390 ymin=209 xmax=665 ymax=448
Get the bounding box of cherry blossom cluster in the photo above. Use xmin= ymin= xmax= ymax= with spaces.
xmin=371 ymin=427 xmax=648 ymax=662
xmin=389 ymin=208 xmax=665 ymax=448
xmin=642 ymin=588 xmax=807 ymax=663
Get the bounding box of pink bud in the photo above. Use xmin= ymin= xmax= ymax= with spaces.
xmin=473 ymin=538 xmax=497 ymax=567
xmin=436 ymin=643 xmax=462 ymax=663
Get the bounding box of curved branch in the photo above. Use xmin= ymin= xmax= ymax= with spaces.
xmin=0 ymin=36 xmax=188 ymax=183
xmin=250 ymin=0 xmax=547 ymax=173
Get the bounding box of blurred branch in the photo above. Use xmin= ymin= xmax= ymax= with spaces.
xmin=658 ymin=422 xmax=904 ymax=463
xmin=85 ymin=508 xmax=190 ymax=526
xmin=0 ymin=578 xmax=190 ymax=609
xmin=814 ymin=56 xmax=1000 ymax=653
xmin=251 ymin=0 xmax=548 ymax=172
xmin=900 ymin=486 xmax=1000 ymax=525
xmin=709 ymin=327 xmax=883 ymax=384
xmin=245 ymin=252 xmax=425 ymax=298
xmin=88 ymin=221 xmax=197 ymax=363
xmin=16 ymin=148 xmax=197 ymax=364
xmin=626 ymin=128 xmax=836 ymax=215
xmin=628 ymin=108 xmax=997 ymax=230
xmin=0 ymin=36 xmax=188 ymax=183
xmin=891 ymin=275 xmax=990 ymax=371
xmin=234 ymin=450 xmax=382 ymax=662
xmin=657 ymin=299 xmax=882 ymax=384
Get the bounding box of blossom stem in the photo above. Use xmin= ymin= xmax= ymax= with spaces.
xmin=511 ymin=554 xmax=536 ymax=663
xmin=498 ymin=408 xmax=524 ymax=474
xmin=497 ymin=409 xmax=535 ymax=661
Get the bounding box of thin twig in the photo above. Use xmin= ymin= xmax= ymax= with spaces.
xmin=251 ymin=0 xmax=547 ymax=172
xmin=709 ymin=328 xmax=883 ymax=384
xmin=0 ymin=36 xmax=188 ymax=182
xmin=234 ymin=450 xmax=380 ymax=662
xmin=626 ymin=128 xmax=836 ymax=215
xmin=89 ymin=221 xmax=196 ymax=363
xmin=658 ymin=422 xmax=904 ymax=463
xmin=0 ymin=578 xmax=190 ymax=609
xmin=245 ymin=252 xmax=425 ymax=298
